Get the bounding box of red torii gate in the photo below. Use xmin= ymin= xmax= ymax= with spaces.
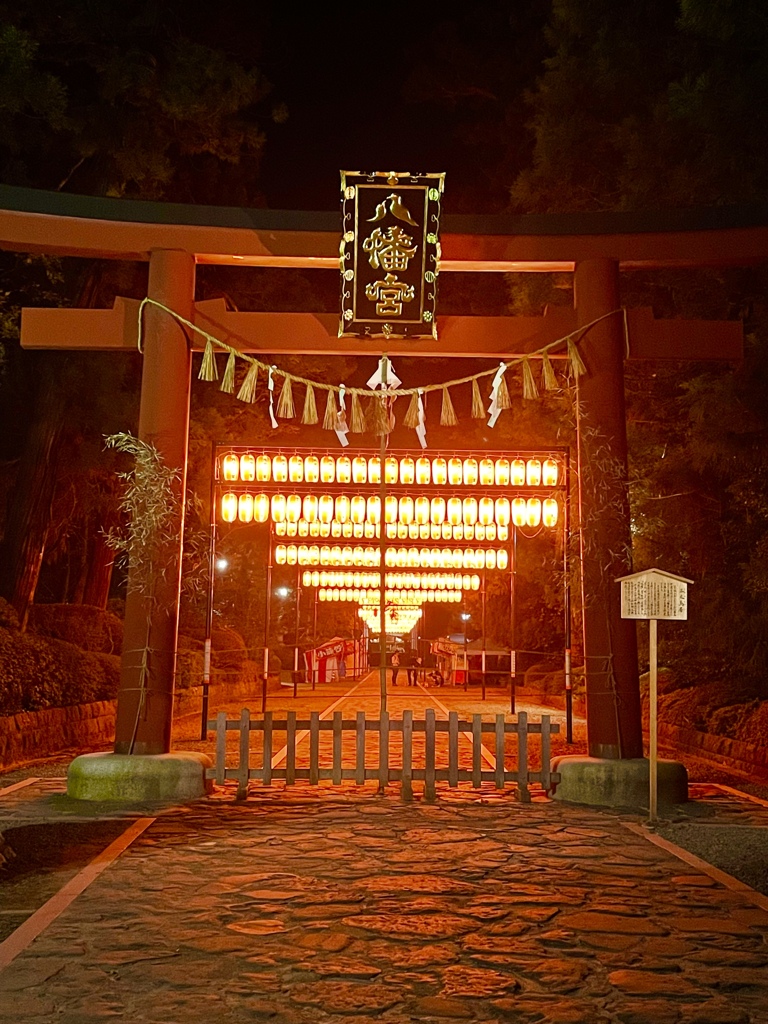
xmin=0 ymin=185 xmax=753 ymax=801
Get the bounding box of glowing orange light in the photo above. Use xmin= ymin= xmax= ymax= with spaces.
xmin=495 ymin=497 xmax=510 ymax=526
xmin=497 ymin=549 xmax=509 ymax=571
xmin=256 ymin=454 xmax=271 ymax=482
xmin=351 ymin=495 xmax=366 ymax=525
xmin=527 ymin=497 xmax=542 ymax=527
xmin=416 ymin=457 xmax=431 ymax=485
xmin=286 ymin=545 xmax=298 ymax=565
xmin=432 ymin=457 xmax=447 ymax=486
xmin=463 ymin=497 xmax=478 ymax=525
xmin=479 ymin=458 xmax=494 ymax=486
xmin=494 ymin=458 xmax=510 ymax=486
xmin=385 ymin=456 xmax=398 ymax=484
xmin=286 ymin=494 xmax=302 ymax=523
xmin=414 ymin=496 xmax=430 ymax=525
xmin=336 ymin=455 xmax=351 ymax=484
xmin=399 ymin=495 xmax=414 ymax=525
xmin=448 ymin=457 xmax=463 ymax=485
xmin=273 ymin=454 xmax=288 ymax=483
xmin=222 ymin=453 xmax=239 ymax=482
xmin=526 ymin=459 xmax=542 ymax=486
xmin=511 ymin=459 xmax=526 ymax=486
xmin=447 ymin=497 xmax=462 ymax=526
xmin=221 ymin=492 xmax=237 ymax=522
xmin=320 ymin=455 xmax=335 ymax=483
xmin=512 ymin=497 xmax=527 ymax=527
xmin=254 ymin=493 xmax=270 ymax=523
xmin=479 ymin=496 xmax=494 ymax=526
xmin=352 ymin=456 xmax=367 ymax=484
xmin=318 ymin=495 xmax=334 ymax=524
xmin=463 ymin=458 xmax=478 ymax=486
xmin=368 ymin=456 xmax=381 ymax=484
xmin=399 ymin=456 xmax=415 ymax=485
xmin=303 ymin=494 xmax=318 ymax=522
xmin=238 ymin=453 xmax=255 ymax=482
xmin=334 ymin=495 xmax=350 ymax=523
xmin=275 ymin=545 xmax=287 ymax=565
xmin=271 ymin=494 xmax=286 ymax=522
xmin=543 ymin=458 xmax=559 ymax=486
xmin=543 ymin=497 xmax=559 ymax=527
xmin=298 ymin=520 xmax=309 ymax=537
xmin=366 ymin=495 xmax=381 ymax=524
xmin=385 ymin=495 xmax=398 ymax=524
xmin=304 ymin=455 xmax=319 ymax=482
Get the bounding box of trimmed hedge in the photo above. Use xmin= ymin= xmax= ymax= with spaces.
xmin=28 ymin=604 xmax=123 ymax=655
xmin=0 ymin=626 xmax=121 ymax=717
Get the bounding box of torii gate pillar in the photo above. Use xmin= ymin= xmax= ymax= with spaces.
xmin=113 ymin=250 xmax=195 ymax=755
xmin=574 ymin=259 xmax=643 ymax=760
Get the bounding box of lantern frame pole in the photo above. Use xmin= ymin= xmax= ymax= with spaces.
xmin=201 ymin=439 xmax=217 ymax=741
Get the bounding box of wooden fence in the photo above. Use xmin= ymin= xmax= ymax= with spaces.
xmin=207 ymin=708 xmax=560 ymax=802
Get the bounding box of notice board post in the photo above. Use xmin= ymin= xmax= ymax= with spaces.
xmin=618 ymin=568 xmax=692 ymax=822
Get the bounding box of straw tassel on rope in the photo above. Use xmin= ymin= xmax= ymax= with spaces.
xmin=236 ymin=360 xmax=259 ymax=403
xmin=301 ymin=382 xmax=318 ymax=425
xmin=471 ymin=379 xmax=485 ymax=418
xmin=567 ymin=338 xmax=588 ymax=377
xmin=403 ymin=391 xmax=421 ymax=429
xmin=496 ymin=372 xmax=512 ymax=410
xmin=220 ymin=351 xmax=237 ymax=393
xmin=198 ymin=340 xmax=218 ymax=382
xmin=440 ymin=386 xmax=458 ymax=426
xmin=350 ymin=392 xmax=366 ymax=433
xmin=276 ymin=374 xmax=295 ymax=419
xmin=322 ymin=389 xmax=337 ymax=430
xmin=367 ymin=393 xmax=389 ymax=436
xmin=541 ymin=351 xmax=558 ymax=391
xmin=521 ymin=358 xmax=539 ymax=400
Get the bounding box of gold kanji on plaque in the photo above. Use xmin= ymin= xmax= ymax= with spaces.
xmin=339 ymin=171 xmax=444 ymax=340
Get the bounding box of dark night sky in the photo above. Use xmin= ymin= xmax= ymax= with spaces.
xmin=256 ymin=9 xmax=492 ymax=210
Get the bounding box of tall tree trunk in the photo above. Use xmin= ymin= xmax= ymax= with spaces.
xmin=82 ymin=531 xmax=114 ymax=609
xmin=0 ymin=359 xmax=66 ymax=630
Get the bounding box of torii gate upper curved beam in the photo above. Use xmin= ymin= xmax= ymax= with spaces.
xmin=2 ymin=184 xmax=768 ymax=270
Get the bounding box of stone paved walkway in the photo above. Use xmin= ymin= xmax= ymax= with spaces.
xmin=1 ymin=781 xmax=768 ymax=1023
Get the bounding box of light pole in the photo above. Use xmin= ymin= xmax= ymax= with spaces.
xmin=461 ymin=612 xmax=470 ymax=692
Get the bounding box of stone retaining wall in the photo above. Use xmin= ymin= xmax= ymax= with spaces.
xmin=517 ymin=688 xmax=766 ymax=777
xmin=0 ymin=674 xmax=282 ymax=770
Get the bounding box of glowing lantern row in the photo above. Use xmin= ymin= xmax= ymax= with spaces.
xmin=220 ymin=452 xmax=560 ymax=487
xmin=221 ymin=491 xmax=556 ymax=531
xmin=301 ymin=570 xmax=481 ymax=591
xmin=318 ymin=589 xmax=462 ymax=605
xmin=272 ymin=520 xmax=508 ymax=542
xmin=274 ymin=544 xmax=509 ymax=570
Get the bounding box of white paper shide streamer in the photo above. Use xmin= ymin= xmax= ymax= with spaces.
xmin=487 ymin=361 xmax=507 ymax=428
xmin=416 ymin=388 xmax=427 ymax=449
xmin=335 ymin=382 xmax=349 ymax=447
xmin=267 ymin=366 xmax=278 ymax=428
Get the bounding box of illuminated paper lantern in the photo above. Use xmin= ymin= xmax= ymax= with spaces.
xmin=239 ymin=454 xmax=256 ymax=482
xmin=512 ymin=498 xmax=527 ymax=527
xmin=351 ymin=495 xmax=366 ymax=524
xmin=463 ymin=458 xmax=478 ymax=486
xmin=399 ymin=495 xmax=414 ymax=525
xmin=254 ymin=493 xmax=270 ymax=523
xmin=221 ymin=453 xmax=239 ymax=482
xmin=320 ymin=455 xmax=335 ymax=483
xmin=511 ymin=459 xmax=526 ymax=486
xmin=275 ymin=544 xmax=287 ymax=565
xmin=478 ymin=496 xmax=494 ymax=526
xmin=494 ymin=458 xmax=510 ymax=486
xmin=385 ymin=456 xmax=399 ymax=484
xmin=543 ymin=497 xmax=559 ymax=527
xmin=526 ymin=459 xmax=542 ymax=486
xmin=526 ymin=497 xmax=542 ymax=527
xmin=336 ymin=455 xmax=351 ymax=484
xmin=286 ymin=494 xmax=302 ymax=523
xmin=543 ymin=458 xmax=559 ymax=486
xmin=334 ymin=494 xmax=350 ymax=523
xmin=416 ymin=457 xmax=431 ymax=485
xmin=318 ymin=494 xmax=334 ymax=524
xmin=303 ymin=494 xmax=318 ymax=522
xmin=304 ymin=455 xmax=319 ymax=482
xmin=256 ymin=454 xmax=272 ymax=482
xmin=271 ymin=493 xmax=286 ymax=522
xmin=399 ymin=456 xmax=415 ymax=485
xmin=432 ymin=457 xmax=447 ymax=485
xmin=352 ymin=456 xmax=367 ymax=484
xmin=237 ymin=494 xmax=253 ymax=522
xmin=368 ymin=456 xmax=381 ymax=483
xmin=273 ymin=454 xmax=288 ymax=483
xmin=448 ymin=457 xmax=463 ymax=485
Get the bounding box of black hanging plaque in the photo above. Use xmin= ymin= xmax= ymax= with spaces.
xmin=340 ymin=171 xmax=444 ymax=340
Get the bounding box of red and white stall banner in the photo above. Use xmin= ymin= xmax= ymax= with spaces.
xmin=304 ymin=638 xmax=367 ymax=684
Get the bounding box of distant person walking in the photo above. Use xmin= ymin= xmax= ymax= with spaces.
xmin=391 ymin=650 xmax=401 ymax=686
xmin=405 ymin=649 xmax=416 ymax=686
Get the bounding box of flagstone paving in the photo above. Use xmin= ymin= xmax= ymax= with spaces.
xmin=1 ymin=784 xmax=768 ymax=1023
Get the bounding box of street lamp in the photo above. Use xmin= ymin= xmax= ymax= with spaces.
xmin=461 ymin=612 xmax=471 ymax=692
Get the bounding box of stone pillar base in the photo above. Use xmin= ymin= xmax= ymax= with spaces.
xmin=67 ymin=751 xmax=212 ymax=804
xmin=550 ymin=754 xmax=688 ymax=810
